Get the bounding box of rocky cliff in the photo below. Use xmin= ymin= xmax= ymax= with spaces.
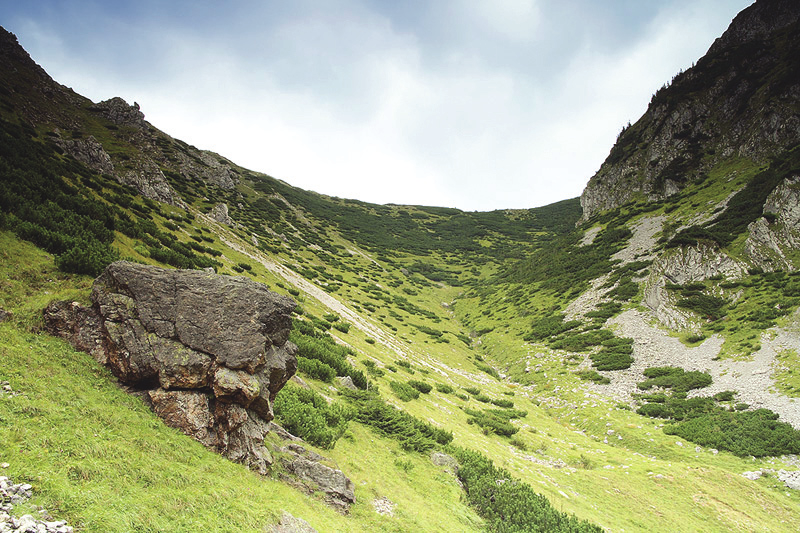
xmin=580 ymin=0 xmax=800 ymax=222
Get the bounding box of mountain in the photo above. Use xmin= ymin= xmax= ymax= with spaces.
xmin=580 ymin=0 xmax=800 ymax=221
xmin=2 ymin=1 xmax=800 ymax=531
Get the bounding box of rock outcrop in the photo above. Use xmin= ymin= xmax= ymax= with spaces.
xmin=280 ymin=443 xmax=355 ymax=512
xmin=56 ymin=134 xmax=115 ymax=176
xmin=95 ymin=97 xmax=148 ymax=129
xmin=642 ymin=244 xmax=746 ymax=330
xmin=115 ymin=155 xmax=179 ymax=206
xmin=44 ymin=261 xmax=298 ymax=475
xmin=745 ymin=174 xmax=800 ymax=271
xmin=211 ymin=203 xmax=234 ymax=226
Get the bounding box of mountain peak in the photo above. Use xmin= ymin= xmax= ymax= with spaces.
xmin=708 ymin=0 xmax=800 ymax=55
xmin=579 ymin=0 xmax=800 ymax=222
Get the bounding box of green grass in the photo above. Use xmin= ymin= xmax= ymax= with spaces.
xmin=0 ymin=324 xmax=356 ymax=532
xmin=772 ymin=348 xmax=800 ymax=397
xmin=2 ymin=94 xmax=800 ymax=532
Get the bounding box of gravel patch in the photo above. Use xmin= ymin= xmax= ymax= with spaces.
xmin=1 ymin=474 xmax=73 ymax=533
xmin=593 ymin=309 xmax=800 ymax=429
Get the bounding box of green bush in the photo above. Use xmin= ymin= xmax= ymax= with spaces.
xmin=273 ymin=384 xmax=352 ymax=449
xmin=489 ymin=398 xmax=514 ymax=409
xmin=664 ymin=409 xmax=800 ymax=457
xmin=55 ymin=237 xmax=120 ymax=276
xmin=290 ymin=322 xmax=367 ymax=389
xmin=637 ymin=367 xmax=712 ymax=393
xmin=435 ymin=383 xmax=454 ymax=394
xmin=575 ymin=370 xmax=611 ymax=385
xmin=390 ymin=380 xmax=420 ymax=401
xmin=332 ymin=322 xmax=351 ymax=333
xmin=408 ymin=380 xmax=432 ymax=394
xmin=590 ymin=337 xmax=634 ymax=371
xmin=525 ymin=315 xmax=580 ymax=342
xmin=449 ymin=446 xmax=603 ymax=532
xmin=476 ymin=362 xmax=500 ymax=379
xmin=341 ymin=389 xmax=452 ymax=452
xmin=297 ymin=357 xmax=336 ymax=382
xmin=677 ymin=294 xmax=726 ymax=321
xmin=362 ymin=360 xmax=385 ymax=377
xmin=465 ymin=410 xmax=518 ymax=437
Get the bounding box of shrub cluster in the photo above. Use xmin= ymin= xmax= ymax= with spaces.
xmin=435 ymin=383 xmax=454 ymax=394
xmin=297 ymin=357 xmax=336 ymax=382
xmin=635 ymin=369 xmax=800 ymax=457
xmin=575 ymin=370 xmax=611 ymax=385
xmin=407 ymin=380 xmax=432 ymax=394
xmin=464 ymin=407 xmax=526 ymax=437
xmin=0 ymin=120 xmax=120 ymax=276
xmin=273 ymin=384 xmax=352 ymax=449
xmin=666 ymin=407 xmax=800 ymax=457
xmin=341 ymin=389 xmax=452 ymax=452
xmin=449 ymin=446 xmax=603 ymax=532
xmin=637 ymin=366 xmax=712 ymax=393
xmin=291 ymin=319 xmax=367 ymax=389
xmin=390 ymin=380 xmax=420 ymax=401
xmin=590 ymin=337 xmax=634 ymax=371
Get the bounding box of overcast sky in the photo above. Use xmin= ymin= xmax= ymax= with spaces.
xmin=2 ymin=0 xmax=752 ymax=211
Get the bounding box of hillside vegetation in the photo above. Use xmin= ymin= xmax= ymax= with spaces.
xmin=3 ymin=3 xmax=800 ymax=531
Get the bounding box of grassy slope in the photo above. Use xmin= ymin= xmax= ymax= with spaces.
xmin=0 ymin=42 xmax=798 ymax=528
xmin=0 ymin=231 xmax=483 ymax=532
xmin=3 ymin=142 xmax=800 ymax=530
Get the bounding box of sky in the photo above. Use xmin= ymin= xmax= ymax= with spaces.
xmin=1 ymin=0 xmax=753 ymax=211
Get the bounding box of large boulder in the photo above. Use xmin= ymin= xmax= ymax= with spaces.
xmin=45 ymin=261 xmax=297 ymax=472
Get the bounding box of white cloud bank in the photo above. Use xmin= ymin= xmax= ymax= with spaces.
xmin=5 ymin=0 xmax=752 ymax=210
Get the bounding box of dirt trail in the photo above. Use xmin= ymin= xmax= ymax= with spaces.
xmin=199 ymin=215 xmax=486 ymax=383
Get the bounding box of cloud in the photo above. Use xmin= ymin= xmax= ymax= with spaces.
xmin=3 ymin=0 xmax=752 ymax=211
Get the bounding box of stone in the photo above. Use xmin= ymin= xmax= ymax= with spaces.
xmin=42 ymin=301 xmax=107 ymax=364
xmin=373 ymin=497 xmax=395 ymax=516
xmin=269 ymin=511 xmax=317 ymax=533
xmin=212 ymin=366 xmax=260 ymax=407
xmin=57 ymin=135 xmax=114 ymax=176
xmin=44 ymin=261 xmax=298 ymax=478
xmin=95 ymin=97 xmax=147 ymax=128
xmin=283 ymin=455 xmax=355 ymax=512
xmin=431 ymin=451 xmax=459 ymax=474
xmin=335 ymin=376 xmax=358 ymax=391
xmin=0 ymin=308 xmax=12 ymax=323
xmin=210 ymin=203 xmax=234 ymax=225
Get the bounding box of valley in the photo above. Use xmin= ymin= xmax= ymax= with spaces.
xmin=2 ymin=1 xmax=800 ymax=531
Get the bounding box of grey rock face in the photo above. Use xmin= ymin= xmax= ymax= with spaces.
xmin=44 ymin=261 xmax=297 ymax=476
xmin=281 ymin=445 xmax=355 ymax=512
xmin=210 ymin=203 xmax=234 ymax=225
xmin=745 ymin=174 xmax=800 ymax=271
xmin=579 ymin=0 xmax=800 ymax=222
xmin=116 ymin=155 xmax=178 ymax=206
xmin=96 ymin=97 xmax=147 ymax=129
xmin=58 ymin=135 xmax=115 ymax=175
xmin=268 ymin=511 xmax=317 ymax=533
